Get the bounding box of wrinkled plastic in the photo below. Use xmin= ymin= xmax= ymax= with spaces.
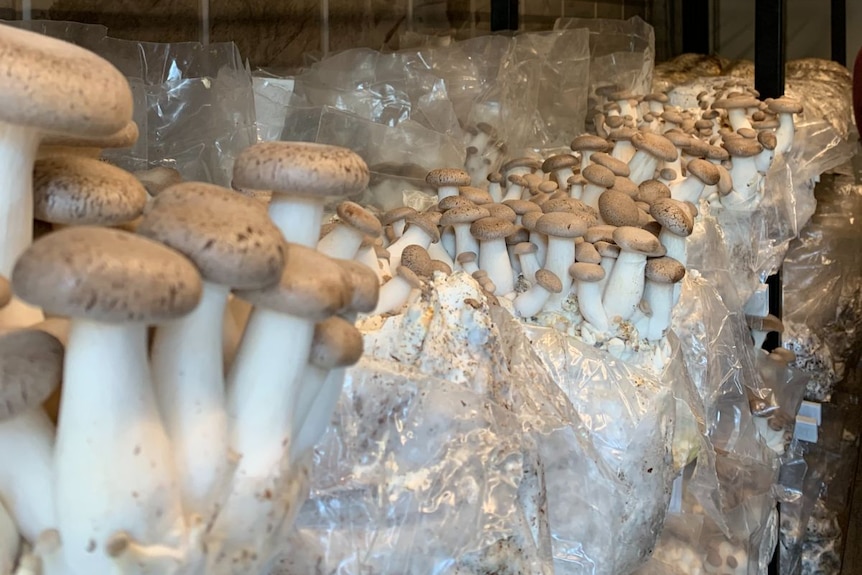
xmin=10 ymin=19 xmax=257 ymax=187
xmin=778 ymin=441 xmax=826 ymax=575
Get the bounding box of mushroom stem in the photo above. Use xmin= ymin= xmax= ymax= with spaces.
xmin=427 ymin=241 xmax=454 ymax=269
xmin=488 ymin=181 xmax=503 ymax=203
xmin=355 ymin=244 xmax=386 ymax=284
xmin=775 ymin=114 xmax=795 ymax=155
xmin=602 ymin=250 xmax=646 ymax=322
xmin=669 ymin=177 xmax=706 ymax=204
xmin=267 ymin=195 xmax=324 ymax=247
xmin=452 ymin=223 xmax=479 ymax=262
xmin=518 ymin=250 xmax=541 ymax=283
xmin=580 ymin=184 xmax=605 ymax=212
xmin=386 ymin=226 xmax=433 ymax=272
xmin=0 ymin=499 xmax=18 ymax=575
xmin=290 ymin=366 xmax=344 ymax=464
xmin=612 ymin=141 xmax=636 ymax=164
xmin=104 ymin=530 xmax=188 ymax=575
xmin=727 ymin=109 xmax=752 ymax=132
xmin=151 ymin=281 xmax=231 ymax=525
xmin=598 ymin=256 xmax=615 ymax=295
xmin=316 ymin=225 xmax=363 ymax=260
xmin=627 ymin=150 xmax=659 ymax=185
xmin=0 ymin=410 xmax=55 ymax=543
xmin=543 ymin=237 xmax=575 ymax=308
xmin=513 ymin=283 xmax=552 ymax=318
xmin=478 ymin=238 xmax=514 ymax=296
xmin=553 ymin=167 xmax=575 ymax=186
xmin=658 ymin=230 xmax=686 ymax=267
xmin=729 ymin=156 xmax=760 ymax=201
xmin=643 ymin=280 xmax=674 ymax=341
xmin=576 ymin=280 xmax=609 ymax=332
xmin=372 ymin=275 xmax=417 ymax=315
xmin=56 ymin=320 xmax=185 ymax=574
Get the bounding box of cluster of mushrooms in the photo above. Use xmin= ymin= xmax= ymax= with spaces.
xmin=0 ymin=24 xmax=379 ymax=575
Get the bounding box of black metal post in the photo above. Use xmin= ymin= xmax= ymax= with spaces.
xmin=490 ymin=0 xmax=518 ymax=32
xmin=831 ymin=0 xmax=847 ymax=66
xmin=681 ymin=0 xmax=711 ymax=54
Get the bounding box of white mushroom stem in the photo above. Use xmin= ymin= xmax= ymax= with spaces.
xmin=579 ymin=151 xmax=597 ymax=173
xmin=452 ymin=223 xmax=479 ymax=261
xmin=577 ymin=280 xmax=609 ymax=332
xmin=513 ymin=283 xmax=554 ymax=318
xmin=267 ymin=195 xmax=324 ymax=247
xmin=355 ymin=245 xmax=387 ymax=284
xmin=751 ymin=328 xmax=770 ymax=350
xmin=460 ymin=257 xmax=479 ymax=276
xmin=290 ymin=366 xmax=344 ymax=464
xmin=0 ymin=499 xmax=18 ymax=575
xmin=25 ymin=529 xmax=67 ymax=575
xmin=598 ymin=257 xmax=614 ymax=295
xmin=602 ymin=250 xmax=646 ymax=321
xmin=729 ymin=156 xmax=760 ymax=200
xmin=643 ymin=280 xmax=674 ymax=341
xmin=152 ymin=281 xmax=231 ymax=525
xmin=316 ymin=225 xmax=364 ymax=259
xmin=727 ymin=109 xmax=752 ymax=132
xmin=436 ymin=185 xmax=459 ymax=201
xmin=628 ymin=151 xmax=660 ymax=185
xmin=530 ymin=231 xmax=548 ymax=266
xmin=0 ymin=410 xmax=55 ymax=543
xmin=391 ymin=219 xmax=407 ymax=238
xmin=56 ymin=320 xmax=185 ymax=574
xmin=479 ymin=238 xmax=514 ymax=296
xmin=580 ymin=184 xmax=605 ymax=212
xmin=658 ymin=230 xmax=687 ymax=267
xmin=775 ymin=114 xmax=795 ymax=155
xmin=488 ymin=182 xmax=503 ymax=203
xmin=507 ymin=245 xmax=521 ymax=275
xmin=502 ymin=183 xmax=523 ymax=202
xmin=386 ymin=226 xmax=434 ymax=271
xmin=427 ymin=241 xmax=454 ymax=268
xmin=0 ymin=123 xmax=43 ymax=329
xmin=543 ymin=237 xmax=576 ymax=309
xmin=612 ymin=141 xmax=636 ymax=164
xmin=553 ymin=168 xmax=575 ymax=186
xmin=670 ymin=177 xmax=706 ymax=204
xmin=568 ymin=181 xmax=584 ymax=200
xmin=441 ymin=228 xmax=456 ymax=259
xmin=518 ymin=250 xmax=541 ymax=283
xmin=372 ymin=275 xmax=416 ymax=315
xmin=755 ymin=148 xmax=774 ymax=174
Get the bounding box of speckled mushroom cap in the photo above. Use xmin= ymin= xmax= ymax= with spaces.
xmin=487 ymin=172 xmax=504 ymax=185
xmin=608 ymin=127 xmax=637 ymax=142
xmin=424 ymin=168 xmax=471 ymax=188
xmin=609 ymin=176 xmax=638 ymax=198
xmin=685 ymin=158 xmax=721 ymax=185
xmin=535 ymin=212 xmax=589 ymax=238
xmin=534 ymin=268 xmax=562 ymax=293
xmin=569 ymin=262 xmax=605 ymax=282
xmin=541 ymin=197 xmax=581 ymax=214
xmin=136 ymin=182 xmax=285 ymax=289
xmin=0 ymin=23 xmax=132 ymax=137
xmin=0 ymin=327 xmax=64 ymax=421
xmin=12 ymin=226 xmax=202 ymax=323
xmin=514 ymin=242 xmax=538 ymax=256
xmin=135 ymin=166 xmax=184 ymax=197
xmin=712 ymin=95 xmax=759 ymax=110
xmin=437 ymin=196 xmax=472 ymax=212
xmin=746 ymin=313 xmax=784 ymax=333
xmin=400 ymin=245 xmax=433 ymax=277
xmin=537 ymin=181 xmax=558 ymax=195
xmin=380 ymin=206 xmax=417 ymax=226
xmin=470 ymin=217 xmax=518 ymax=241
xmin=234 ymin=242 xmax=347 ymax=320
xmin=612 ymin=226 xmax=665 ymax=256
xmin=232 ymin=141 xmax=370 ymax=199
xmin=520 ymin=210 xmax=542 ymax=232
xmin=542 ymin=154 xmax=578 ymax=173
xmin=404 ymin=213 xmax=441 ymax=243
xmin=440 ymin=204 xmax=490 ymax=227
xmin=458 ymin=186 xmax=493 ymax=205
xmin=41 ymin=119 xmax=139 ymax=150
xmin=505 ymin=227 xmax=529 ymax=245
xmin=0 ymin=275 xmax=11 ymax=309
xmin=636 ymin=180 xmax=671 ymax=205
xmin=501 ymin=157 xmax=542 ymax=173
xmin=704 ymin=145 xmax=730 ymax=162
xmin=757 ymin=131 xmax=777 ymax=151
xmin=659 ymin=168 xmax=677 ymax=181
xmin=335 ymin=259 xmax=379 ymax=314
xmin=584 ymin=225 xmax=617 ymax=244
xmin=631 ymin=132 xmax=678 ymax=162
xmin=594 ymin=240 xmax=620 ymax=258
xmin=663 ymin=130 xmax=692 ymax=149
xmin=590 ymin=152 xmax=631 ymax=177
xmin=582 ymin=164 xmax=616 ymax=188
xmin=766 ymin=97 xmax=803 ymax=114
xmin=650 ymin=199 xmax=694 ymax=237
xmin=599 ymin=190 xmax=640 ymax=227
xmin=722 ymin=137 xmax=763 ymax=158
xmin=645 ymin=257 xmax=686 ymax=283
xmin=502 ymin=199 xmax=541 ymax=216
xmin=309 ymin=316 xmax=364 ymax=370
xmin=335 ymin=201 xmax=383 ymax=238
xmin=32 ymin=155 xmax=148 ymax=226
xmin=570 ymin=134 xmax=611 ymax=152
xmin=575 ymin=241 xmax=601 ymax=264
xmin=484 ymin=203 xmax=517 ymax=223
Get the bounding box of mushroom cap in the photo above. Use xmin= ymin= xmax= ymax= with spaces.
xmin=514 ymin=242 xmax=538 ymax=256
xmin=41 ymin=119 xmax=139 ymax=150
xmin=487 ymin=172 xmax=504 ymax=184
xmin=233 ymin=141 xmax=370 ymax=199
xmin=612 ymin=226 xmax=665 ymax=256
xmin=458 ymin=186 xmax=493 ymax=205
xmin=542 ymin=154 xmax=578 ymax=172
xmin=650 ymin=198 xmax=694 ymax=237
xmin=685 ymin=158 xmax=721 ymax=185
xmin=537 ymin=180 xmax=558 ymax=194
xmin=746 ymin=313 xmax=784 ymax=333
xmin=309 ymin=316 xmax=364 ymax=369
xmin=704 ymin=145 xmax=730 ymax=162
xmin=535 ymin=212 xmax=589 ymax=238
xmin=645 ymin=256 xmax=686 ymax=283
xmin=631 ymin=132 xmax=678 ymax=162
xmin=485 ymin=203 xmax=517 ymax=223
xmin=505 ymin=227 xmax=529 ymax=245
xmin=722 ymin=136 xmax=763 ymax=157
xmin=501 ymin=157 xmax=542 ymax=173
xmin=575 ymin=241 xmax=602 ymax=264
xmin=502 ymin=199 xmax=541 ymax=216
xmin=663 ymin=130 xmax=693 ymax=148
xmin=659 ymin=168 xmax=677 ymax=181
xmin=0 ymin=23 xmax=133 ymax=137
xmin=520 ymin=210 xmax=543 ymax=231
xmin=757 ymin=131 xmax=777 ymax=151
xmin=661 ymin=110 xmax=685 ymax=125
xmin=440 ymin=204 xmax=490 ymax=226
xmin=33 ymin=155 xmax=148 ymax=226
xmin=766 ymin=97 xmax=803 ymax=114
xmin=380 ymin=206 xmax=417 ymax=225
xmin=470 ymin=217 xmax=518 ymax=241
xmin=456 ymin=251 xmax=477 ymax=265
xmin=12 ymin=226 xmax=202 ymax=323
xmin=396 ymin=265 xmax=423 ymax=289
xmin=644 ymin=92 xmax=669 ymax=103
xmin=599 ymin=190 xmax=640 ymax=227
xmin=608 ymin=127 xmax=637 ymax=142
xmin=584 ymin=224 xmax=617 ymax=244
xmin=636 ymin=179 xmax=671 ymax=205
xmin=712 ymin=95 xmax=760 ymax=110
xmin=400 ymin=245 xmax=433 ymax=277
xmin=429 ymin=260 xmax=452 ymax=275
xmin=737 ymin=127 xmax=758 ymax=139
xmin=582 ymin=163 xmax=616 ymax=188
xmin=609 ymin=176 xmax=638 ymax=198
xmin=336 ymin=200 xmax=383 ymax=238
xmin=590 ymin=152 xmax=631 ymax=177
xmin=437 ymin=196 xmax=472 ymax=212
xmin=335 ymin=259 xmax=380 ymax=314
xmin=135 ymin=166 xmax=184 ymax=197
xmin=234 ymin=242 xmax=348 ymax=320
xmin=594 ymin=240 xmax=620 ymax=258
xmin=570 ymin=134 xmax=611 ymax=152
xmin=569 ymin=262 xmax=605 ymax=282
xmin=137 ymin=182 xmax=286 ymax=289
xmin=534 ymin=268 xmax=563 ymax=293
xmin=0 ymin=327 xmax=64 ymax=421
xmin=0 ymin=275 xmax=10 ymax=309
xmin=542 ymin=197 xmax=582 ymax=214
xmin=567 ymin=174 xmax=588 ymax=187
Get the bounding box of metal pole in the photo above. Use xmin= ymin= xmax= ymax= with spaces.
xmin=320 ymin=0 xmax=330 ymax=57
xmin=681 ymin=0 xmax=710 ymax=54
xmin=490 ymin=0 xmax=518 ymax=32
xmin=200 ymin=0 xmax=210 ymax=46
xmin=831 ymin=0 xmax=846 ymax=66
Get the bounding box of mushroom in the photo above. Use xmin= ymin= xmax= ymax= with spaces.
xmin=608 ymin=127 xmax=638 ymax=164
xmin=598 ymin=190 xmax=640 ymax=227
xmin=670 ymin=158 xmax=720 ymax=204
xmin=534 ymin=212 xmax=589 ymax=310
xmin=650 ymin=198 xmax=693 ymax=267
xmin=459 ymin=185 xmax=494 ymax=205
xmin=580 ymin=164 xmax=616 ymax=212
xmin=542 ymin=154 xmax=578 ymax=186
xmin=593 ymin=240 xmax=620 ymax=295
xmin=636 ymin=179 xmax=671 ymax=206
xmin=514 ymin=242 xmax=541 ymax=283
xmin=12 ymin=226 xmax=201 ymax=573
xmin=38 ymin=119 xmax=138 ymax=160
xmin=566 ymin=174 xmax=587 ymax=200
xmin=755 ymin=131 xmax=777 ymax=174
xmin=379 ymin=206 xmax=416 ymax=240
xmin=232 ymin=141 xmax=369 ymax=247
xmin=746 ymin=314 xmax=784 ymax=349
xmin=721 ymin=137 xmax=763 ymax=207
xmin=386 ymin=212 xmax=441 ymax=272
xmin=372 ymin=265 xmax=424 ymax=315
xmin=503 ymin=174 xmax=527 ymax=202
xmin=570 ymin=134 xmax=611 ymax=173
xmin=134 ymin=166 xmax=184 ymax=197
xmin=628 ymin=132 xmax=678 ymax=185
xmin=712 ymin=95 xmax=759 ymax=131
xmin=425 ymin=168 xmax=471 ymax=202
xmin=457 ymin=252 xmax=479 ymax=276
xmin=642 ymin=257 xmax=686 ymax=341
xmin=602 ymin=226 xmax=664 ymax=322
xmin=766 ymin=97 xmax=803 ymax=155
xmin=440 ymin=204 xmax=490 ymax=266
xmin=470 ymin=217 xmax=518 ymax=296
xmin=521 ymin=210 xmax=547 ymax=266
xmin=487 ymin=172 xmax=504 ymax=203
xmin=569 ymin=262 xmax=609 ymax=332
xmin=316 ymin=201 xmax=383 ymax=259
xmin=137 ymin=182 xmax=285 ymax=526
xmin=501 ymin=157 xmax=542 ymax=182
xmin=513 ymin=269 xmax=562 ymax=318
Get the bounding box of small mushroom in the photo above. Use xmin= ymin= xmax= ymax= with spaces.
xmin=513 ymin=269 xmax=562 ymax=318
xmin=570 ymin=262 xmax=609 ymax=332
xmin=642 ymin=257 xmax=686 ymax=341
xmin=602 ymin=226 xmax=665 ymax=322
xmin=317 ymin=201 xmax=383 ymax=259
xmin=471 ymin=217 xmax=519 ymax=296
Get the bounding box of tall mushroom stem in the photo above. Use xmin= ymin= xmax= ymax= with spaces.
xmin=151 ymin=281 xmax=231 ymax=525
xmin=55 ymin=320 xmax=185 ymax=574
xmin=0 ymin=499 xmax=18 ymax=575
xmin=643 ymin=280 xmax=674 ymax=341
xmin=602 ymin=251 xmax=647 ymax=322
xmin=267 ymin=196 xmax=324 ymax=248
xmin=290 ymin=366 xmax=344 ymax=464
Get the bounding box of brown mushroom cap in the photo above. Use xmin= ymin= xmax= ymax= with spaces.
xmin=766 ymin=97 xmax=803 ymax=115
xmin=594 ymin=240 xmax=620 ymax=258
xmin=535 ymin=212 xmax=589 ymax=238
xmin=470 ymin=217 xmax=518 ymax=241
xmin=459 ymin=186 xmax=493 ymax=205
xmin=232 ymin=141 xmax=370 ymax=198
xmin=570 ymin=134 xmax=611 ymax=152
xmin=400 ymin=245 xmax=434 ymax=277
xmin=770 ymin=347 xmax=797 ymax=364
xmin=457 ymin=251 xmax=477 ymax=265
xmin=404 ymin=213 xmax=441 ymax=243
xmin=757 ymin=131 xmax=777 ymax=151
xmin=137 ymin=182 xmax=286 ymax=289
xmin=135 ymin=166 xmax=184 ymax=197
xmin=712 ymin=95 xmax=760 ymax=110
xmin=335 ymin=259 xmax=380 ymax=314
xmin=685 ymin=158 xmax=721 ymax=185
xmin=335 ymin=201 xmax=383 ymax=238
xmin=12 ymin=226 xmax=202 ymax=323
xmin=520 ymin=210 xmax=543 ymax=232
xmin=599 ymin=190 xmax=640 ymax=227
xmin=41 ymin=119 xmax=139 ymax=151
xmin=501 ymin=157 xmax=542 ymax=173
xmin=380 ymin=206 xmax=417 ymax=226
xmin=502 ymin=199 xmax=541 ymax=216
xmin=0 ymin=327 xmax=64 ymax=421
xmin=650 ymin=198 xmax=694 ymax=237
xmin=590 ymin=152 xmax=631 ymax=177
xmin=636 ymin=180 xmax=672 ymax=205
xmin=537 ymin=180 xmax=558 ymax=194
xmin=645 ymin=256 xmax=686 ymax=283
xmin=575 ymin=241 xmax=602 ymax=264
xmin=584 ymin=224 xmax=617 ymax=244
xmin=309 ymin=316 xmax=364 ymax=369
xmin=514 ymin=242 xmax=538 ymax=256
xmin=437 ymin=196 xmax=473 ymax=212
xmin=485 ymin=203 xmax=517 ymax=223
xmin=33 ymin=155 xmax=148 ymax=226
xmin=582 ymin=163 xmax=616 ymax=188
xmin=234 ymin=242 xmax=348 ymax=320
xmin=612 ymin=226 xmax=665 ymax=256
xmin=569 ymin=262 xmax=605 ymax=282
xmin=631 ymin=132 xmax=678 ymax=162
xmin=542 ymin=154 xmax=578 ymax=172
xmin=534 ymin=268 xmax=563 ymax=293
xmin=0 ymin=24 xmax=133 ymax=137
xmin=487 ymin=172 xmax=504 ymax=184
xmin=609 ymin=176 xmax=638 ymax=198
xmin=659 ymin=168 xmax=677 ymax=181
xmin=440 ymin=204 xmax=490 ymax=227
xmin=722 ymin=137 xmax=763 ymax=157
